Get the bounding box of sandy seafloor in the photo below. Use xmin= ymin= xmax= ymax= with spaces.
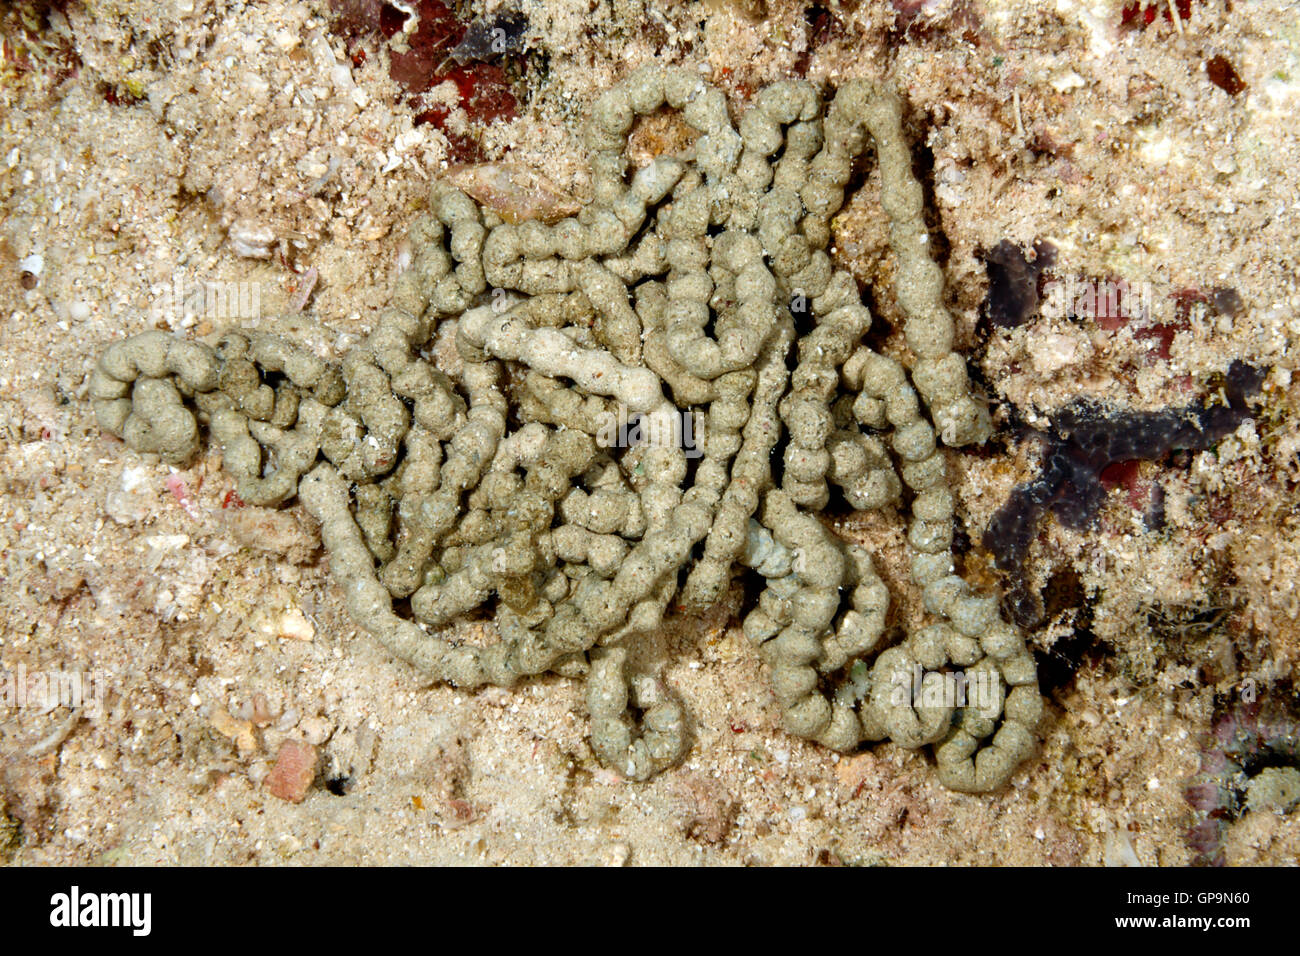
xmin=1 ymin=0 xmax=1299 ymax=866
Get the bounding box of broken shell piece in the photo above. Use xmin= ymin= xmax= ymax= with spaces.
xmin=443 ymin=162 xmax=581 ymax=224
xmin=210 ymin=706 xmax=259 ymax=755
xmin=279 ymin=607 xmax=316 ymax=641
xmin=251 ymin=602 xmax=316 ymax=642
xmin=229 ymin=220 xmax=276 ymax=259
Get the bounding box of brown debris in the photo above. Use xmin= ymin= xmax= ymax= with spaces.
xmin=1206 ymin=55 xmax=1247 ymax=96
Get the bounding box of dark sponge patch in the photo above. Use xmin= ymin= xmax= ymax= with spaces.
xmin=981 ymin=239 xmax=1057 ymax=330
xmin=985 ymin=362 xmax=1265 ymax=573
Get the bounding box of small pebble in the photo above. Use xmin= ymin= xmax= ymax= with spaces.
xmin=266 ymin=741 xmax=318 ymax=803
xmin=209 ymin=707 xmax=259 ymax=755
xmin=299 ymin=716 xmax=333 ymax=746
xmin=279 ymin=608 xmax=315 ymax=642
xmin=228 ymin=220 xmax=275 ymax=259
xmin=595 ymin=841 xmax=631 ymax=866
